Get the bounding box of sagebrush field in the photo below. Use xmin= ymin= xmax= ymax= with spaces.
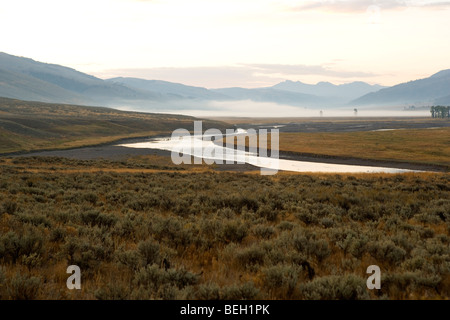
xmin=0 ymin=156 xmax=448 ymax=300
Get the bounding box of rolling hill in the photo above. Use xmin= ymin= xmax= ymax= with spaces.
xmin=211 ymin=87 xmax=327 ymax=107
xmin=106 ymin=77 xmax=229 ymax=101
xmin=0 ymin=97 xmax=228 ymax=154
xmin=0 ymin=52 xmax=154 ymax=105
xmin=273 ymin=80 xmax=386 ymax=102
xmin=351 ymin=70 xmax=450 ymax=106
xmin=0 ymin=67 xmax=88 ymax=104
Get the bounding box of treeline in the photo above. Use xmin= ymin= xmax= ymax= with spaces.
xmin=430 ymin=106 xmax=450 ymax=118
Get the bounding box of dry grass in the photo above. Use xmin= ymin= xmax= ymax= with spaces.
xmin=0 ymin=97 xmax=228 ymax=154
xmin=0 ymin=156 xmax=449 ymax=300
xmin=222 ymin=127 xmax=450 ymax=168
xmin=278 ymin=128 xmax=450 ymax=166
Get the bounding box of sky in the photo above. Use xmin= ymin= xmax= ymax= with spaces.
xmin=1 ymin=0 xmax=450 ymax=88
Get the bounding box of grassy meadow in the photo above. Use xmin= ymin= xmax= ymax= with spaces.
xmin=0 ymin=97 xmax=227 ymax=154
xmin=222 ymin=127 xmax=450 ymax=170
xmin=277 ymin=129 xmax=450 ymax=167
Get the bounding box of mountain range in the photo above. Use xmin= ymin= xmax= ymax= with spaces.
xmin=0 ymin=52 xmax=449 ymax=109
xmin=351 ymin=69 xmax=450 ymax=106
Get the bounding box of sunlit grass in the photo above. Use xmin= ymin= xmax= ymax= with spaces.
xmin=222 ymin=127 xmax=450 ymax=168
xmin=278 ymin=128 xmax=450 ymax=166
xmin=0 ymin=97 xmax=227 ymax=154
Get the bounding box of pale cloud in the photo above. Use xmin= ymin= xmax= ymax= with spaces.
xmin=244 ymin=64 xmax=377 ymax=78
xmin=2 ymin=0 xmax=449 ymax=89
xmin=289 ymin=0 xmax=450 ymax=12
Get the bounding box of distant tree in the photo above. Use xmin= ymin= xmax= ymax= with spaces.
xmin=430 ymin=105 xmax=450 ymax=118
xmin=320 ymin=110 xmax=323 ymax=117
xmin=354 ymin=108 xmax=358 ymax=116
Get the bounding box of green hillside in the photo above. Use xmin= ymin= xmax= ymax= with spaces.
xmin=0 ymin=97 xmax=227 ymax=154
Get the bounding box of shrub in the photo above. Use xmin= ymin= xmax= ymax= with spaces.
xmin=17 ymin=213 xmax=51 ymax=228
xmin=367 ymin=240 xmax=407 ymax=265
xmin=155 ymin=283 xmax=179 ymax=300
xmin=0 ymin=231 xmax=44 ymax=264
xmin=7 ymin=273 xmax=41 ymax=300
xmin=133 ymin=265 xmax=198 ymax=293
xmin=166 ymin=268 xmax=199 ymax=289
xmin=348 ymin=205 xmax=380 ymax=221
xmin=133 ymin=264 xmax=166 ymax=291
xmin=216 ymin=207 xmax=235 ymax=218
xmin=2 ymin=200 xmax=17 ymax=215
xmin=382 ymin=272 xmax=443 ymax=297
xmin=138 ymin=239 xmax=161 ymax=266
xmin=20 ymin=253 xmax=43 ymax=271
xmin=277 ymin=221 xmax=295 ymax=231
xmin=292 ymin=231 xmax=331 ymax=262
xmin=256 ymin=204 xmax=278 ymax=222
xmin=195 ymin=283 xmax=221 ymax=300
xmin=334 ymin=230 xmax=369 ymax=259
xmin=235 ymin=245 xmax=266 ymax=271
xmin=116 ymin=250 xmax=142 ymax=271
xmin=253 ymin=225 xmax=275 ymax=239
xmin=113 ymin=216 xmax=136 ymax=238
xmin=95 ymin=283 xmax=130 ymax=300
xmin=82 ymin=192 xmax=98 ymax=204
xmin=294 ymin=209 xmax=319 ymax=225
xmin=220 ymin=221 xmax=248 ymax=243
xmin=221 ymin=282 xmax=260 ymax=300
xmin=80 ymin=210 xmax=117 ymax=228
xmin=299 ymin=275 xmax=370 ymax=300
xmin=320 ymin=217 xmax=335 ymax=228
xmin=63 ymin=237 xmax=112 ymax=270
xmin=50 ymin=228 xmax=66 ymax=242
xmin=151 ymin=217 xmax=182 ymax=242
xmin=263 ymin=264 xmax=299 ymax=298
xmin=0 ymin=266 xmax=6 ymax=299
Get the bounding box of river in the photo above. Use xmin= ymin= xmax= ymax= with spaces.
xmin=118 ymin=130 xmax=420 ymax=174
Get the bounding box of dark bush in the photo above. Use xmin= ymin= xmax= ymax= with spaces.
xmin=220 ymin=282 xmax=260 ymax=300
xmin=256 ymin=204 xmax=278 ymax=222
xmin=253 ymin=225 xmax=275 ymax=239
xmin=95 ymin=283 xmax=130 ymax=300
xmin=116 ymin=250 xmax=141 ymax=271
xmin=195 ymin=283 xmax=221 ymax=300
xmin=0 ymin=231 xmax=44 ymax=264
xmin=138 ymin=239 xmax=161 ymax=266
xmin=7 ymin=273 xmax=41 ymax=300
xmin=80 ymin=210 xmax=117 ymax=228
xmin=220 ymin=220 xmax=248 ymax=243
xmin=299 ymin=275 xmax=370 ymax=300
xmin=263 ymin=264 xmax=299 ymax=298
xmin=235 ymin=245 xmax=266 ymax=270
xmin=49 ymin=228 xmax=66 ymax=242
xmin=368 ymin=240 xmax=407 ymax=265
xmin=2 ymin=201 xmax=17 ymax=215
xmin=292 ymin=231 xmax=331 ymax=262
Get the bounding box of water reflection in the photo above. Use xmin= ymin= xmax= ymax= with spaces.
xmin=118 ymin=133 xmax=419 ymax=174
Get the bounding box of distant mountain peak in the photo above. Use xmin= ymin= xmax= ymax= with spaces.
xmin=280 ymin=79 xmax=303 ymax=85
xmin=272 ymin=79 xmax=385 ymax=103
xmin=430 ymin=69 xmax=450 ymax=78
xmin=351 ymin=69 xmax=450 ymax=106
xmin=316 ymin=81 xmax=333 ymax=86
